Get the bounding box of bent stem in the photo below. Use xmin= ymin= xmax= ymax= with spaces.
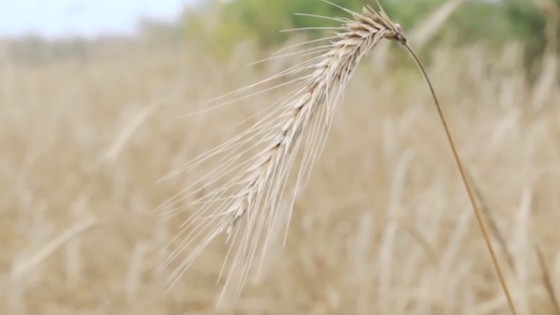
xmin=402 ymin=43 xmax=518 ymax=315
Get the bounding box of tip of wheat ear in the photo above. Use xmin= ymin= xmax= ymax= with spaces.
xmin=160 ymin=4 xmax=407 ymax=301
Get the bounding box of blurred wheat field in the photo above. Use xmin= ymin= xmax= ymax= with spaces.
xmin=1 ymin=40 xmax=559 ymax=315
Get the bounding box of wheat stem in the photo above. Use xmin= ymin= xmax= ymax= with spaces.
xmin=402 ymin=43 xmax=518 ymax=315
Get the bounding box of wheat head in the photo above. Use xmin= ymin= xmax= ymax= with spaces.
xmin=159 ymin=2 xmax=406 ymax=301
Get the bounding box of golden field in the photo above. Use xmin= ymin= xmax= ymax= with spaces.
xmin=0 ymin=39 xmax=559 ymax=315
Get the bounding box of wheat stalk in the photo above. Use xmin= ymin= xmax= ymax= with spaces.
xmin=403 ymin=45 xmax=517 ymax=315
xmin=160 ymin=2 xmax=517 ymax=313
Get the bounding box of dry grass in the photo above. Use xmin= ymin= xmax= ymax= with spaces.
xmin=1 ymin=28 xmax=560 ymax=315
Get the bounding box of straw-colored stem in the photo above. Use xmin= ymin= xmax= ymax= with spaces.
xmin=402 ymin=42 xmax=518 ymax=315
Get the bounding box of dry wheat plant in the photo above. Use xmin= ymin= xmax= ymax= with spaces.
xmin=159 ymin=2 xmax=517 ymax=313
xmin=5 ymin=2 xmax=560 ymax=315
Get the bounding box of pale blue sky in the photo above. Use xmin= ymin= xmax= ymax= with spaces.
xmin=0 ymin=0 xmax=198 ymax=38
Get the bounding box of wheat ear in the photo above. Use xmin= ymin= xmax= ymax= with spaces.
xmin=159 ymin=3 xmax=404 ymax=301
